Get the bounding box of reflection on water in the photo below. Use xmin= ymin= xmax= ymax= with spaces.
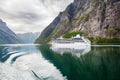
xmin=0 ymin=44 xmax=120 ymax=80
xmin=50 ymin=45 xmax=91 ymax=57
xmin=38 ymin=45 xmax=120 ymax=80
xmin=0 ymin=44 xmax=65 ymax=80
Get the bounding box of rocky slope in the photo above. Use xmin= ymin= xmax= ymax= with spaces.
xmin=17 ymin=32 xmax=40 ymax=43
xmin=0 ymin=19 xmax=21 ymax=44
xmin=35 ymin=0 xmax=120 ymax=44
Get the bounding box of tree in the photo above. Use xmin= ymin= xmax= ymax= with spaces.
xmin=104 ymin=28 xmax=117 ymax=38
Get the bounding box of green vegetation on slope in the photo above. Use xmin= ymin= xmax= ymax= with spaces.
xmin=104 ymin=28 xmax=117 ymax=38
xmin=75 ymin=14 xmax=89 ymax=26
xmin=62 ymin=31 xmax=84 ymax=38
xmin=89 ymin=37 xmax=120 ymax=44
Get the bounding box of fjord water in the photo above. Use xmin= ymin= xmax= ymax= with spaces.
xmin=0 ymin=44 xmax=120 ymax=80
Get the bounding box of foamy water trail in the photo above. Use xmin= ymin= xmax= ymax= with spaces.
xmin=0 ymin=44 xmax=65 ymax=80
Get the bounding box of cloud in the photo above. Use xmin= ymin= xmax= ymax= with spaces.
xmin=0 ymin=0 xmax=73 ymax=33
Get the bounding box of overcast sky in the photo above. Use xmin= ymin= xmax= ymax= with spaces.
xmin=0 ymin=0 xmax=73 ymax=33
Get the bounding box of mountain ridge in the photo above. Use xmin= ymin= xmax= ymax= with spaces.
xmin=17 ymin=32 xmax=40 ymax=43
xmin=35 ymin=0 xmax=120 ymax=44
xmin=0 ymin=19 xmax=21 ymax=44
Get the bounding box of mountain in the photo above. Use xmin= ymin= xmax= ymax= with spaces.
xmin=17 ymin=32 xmax=40 ymax=43
xmin=0 ymin=19 xmax=21 ymax=44
xmin=35 ymin=0 xmax=120 ymax=44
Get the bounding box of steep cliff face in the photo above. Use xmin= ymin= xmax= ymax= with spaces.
xmin=0 ymin=19 xmax=21 ymax=44
xmin=35 ymin=0 xmax=120 ymax=43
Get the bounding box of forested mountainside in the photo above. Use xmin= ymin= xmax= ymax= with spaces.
xmin=35 ymin=0 xmax=120 ymax=44
xmin=0 ymin=19 xmax=21 ymax=44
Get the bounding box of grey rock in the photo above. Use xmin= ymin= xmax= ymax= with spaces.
xmin=35 ymin=0 xmax=120 ymax=44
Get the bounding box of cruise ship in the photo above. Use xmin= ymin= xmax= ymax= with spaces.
xmin=50 ymin=35 xmax=91 ymax=49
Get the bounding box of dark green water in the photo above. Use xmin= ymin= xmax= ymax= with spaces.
xmin=0 ymin=44 xmax=120 ymax=80
xmin=38 ymin=45 xmax=120 ymax=80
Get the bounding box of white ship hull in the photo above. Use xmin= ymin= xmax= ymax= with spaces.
xmin=51 ymin=42 xmax=90 ymax=49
